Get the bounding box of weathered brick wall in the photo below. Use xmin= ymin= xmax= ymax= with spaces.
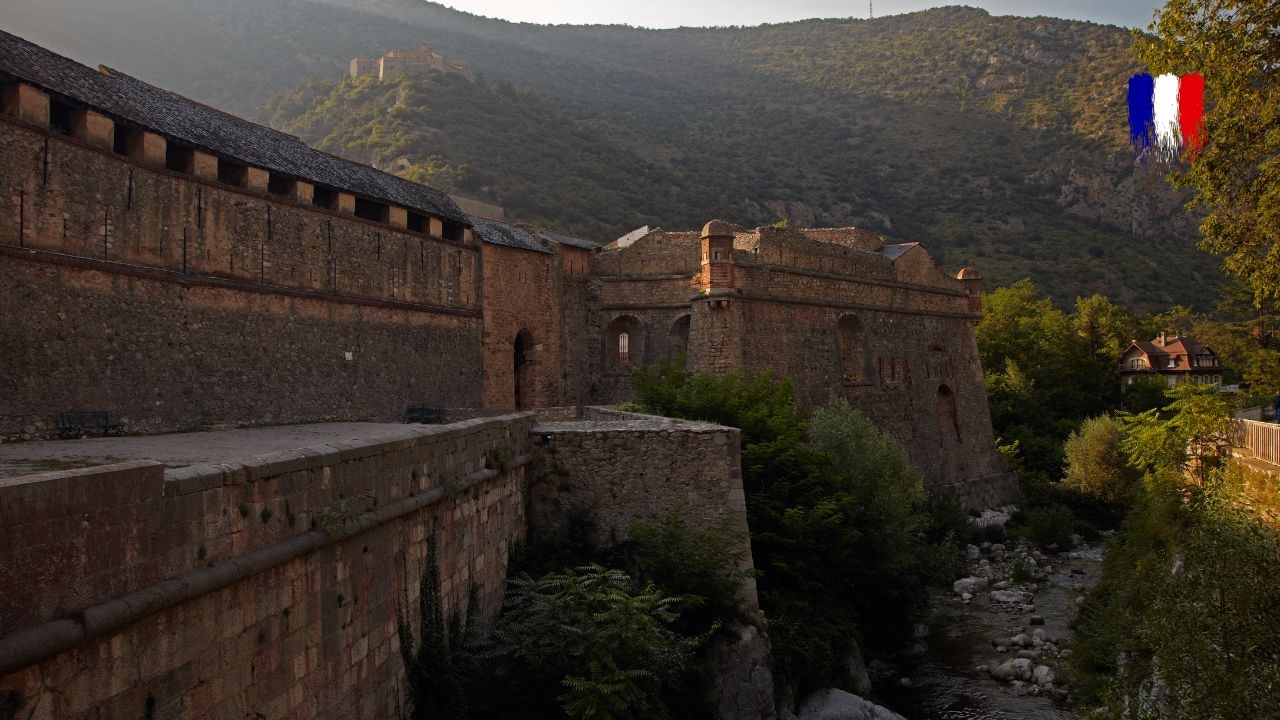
xmin=481 ymin=243 xmax=562 ymax=409
xmin=528 ymin=410 xmax=759 ymax=610
xmin=0 ymin=415 xmax=533 ymax=719
xmin=0 ymin=117 xmax=483 ymax=438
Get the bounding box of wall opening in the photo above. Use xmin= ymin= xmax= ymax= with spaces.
xmin=112 ymin=124 xmax=139 ymax=156
xmin=936 ymin=385 xmax=961 ymax=446
xmin=669 ymin=314 xmax=691 ymax=361
xmin=514 ymin=329 xmax=534 ymax=410
xmin=442 ymin=220 xmax=466 ymax=242
xmin=165 ymin=144 xmax=194 ymax=174
xmin=217 ymin=158 xmax=247 ymax=187
xmin=267 ymin=173 xmax=297 ymax=197
xmin=838 ymin=314 xmax=866 ymax=383
xmin=354 ymin=196 xmax=389 ymax=222
xmin=313 ymin=186 xmax=339 ymax=211
xmin=48 ymin=98 xmax=73 ymax=135
xmin=606 ymin=315 xmax=644 ymax=372
xmin=407 ymin=211 xmax=428 ymax=234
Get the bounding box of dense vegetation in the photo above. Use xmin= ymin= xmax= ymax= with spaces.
xmin=628 ymin=363 xmax=967 ymax=699
xmin=10 ymin=0 xmax=1221 ymax=308
xmin=393 ymin=366 xmax=968 ymax=717
xmin=1066 ymin=386 xmax=1280 ymax=718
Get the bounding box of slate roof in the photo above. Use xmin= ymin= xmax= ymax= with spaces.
xmin=878 ymin=242 xmax=920 ymax=261
xmin=0 ymin=29 xmax=468 ymax=225
xmin=468 ymin=215 xmax=551 ymax=254
xmin=526 ymin=226 xmax=604 ymax=250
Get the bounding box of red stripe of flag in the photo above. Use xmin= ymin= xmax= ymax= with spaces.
xmin=1178 ymin=73 xmax=1206 ymax=156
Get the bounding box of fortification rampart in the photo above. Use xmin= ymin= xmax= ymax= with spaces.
xmin=0 ymin=112 xmax=485 ymax=439
xmin=0 ymin=415 xmax=534 ymax=718
xmin=0 ymin=408 xmax=760 ymax=719
xmin=529 ymin=408 xmax=757 ymax=610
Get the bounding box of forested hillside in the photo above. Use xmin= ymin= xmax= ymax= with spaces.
xmin=4 ymin=0 xmax=1220 ymax=308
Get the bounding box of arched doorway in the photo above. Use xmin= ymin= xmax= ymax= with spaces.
xmin=514 ymin=330 xmax=533 ymax=410
xmin=669 ymin=314 xmax=691 ymax=361
xmin=837 ymin=314 xmax=865 ymax=383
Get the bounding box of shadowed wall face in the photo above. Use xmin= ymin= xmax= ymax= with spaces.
xmin=0 ymin=115 xmax=483 ymax=439
xmin=0 ymin=416 xmax=533 ymax=718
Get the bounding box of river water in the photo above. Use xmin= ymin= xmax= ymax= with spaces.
xmin=881 ymin=541 xmax=1107 ymax=720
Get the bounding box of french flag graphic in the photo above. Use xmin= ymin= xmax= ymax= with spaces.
xmin=1128 ymin=72 xmax=1205 ymax=159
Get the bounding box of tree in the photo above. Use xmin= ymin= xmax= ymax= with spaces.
xmin=1064 ymin=415 xmax=1142 ymax=502
xmin=1134 ymin=0 xmax=1280 ymax=300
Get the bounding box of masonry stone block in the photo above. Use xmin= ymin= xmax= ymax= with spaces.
xmin=2 ymin=82 xmax=49 ymax=126
xmin=69 ymin=108 xmax=113 ymax=150
xmin=191 ymin=149 xmax=218 ymax=180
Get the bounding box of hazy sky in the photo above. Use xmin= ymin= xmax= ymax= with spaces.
xmin=437 ymin=1 xmax=1165 ymax=29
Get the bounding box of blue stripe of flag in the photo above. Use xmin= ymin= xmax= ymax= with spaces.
xmin=1128 ymin=73 xmax=1155 ymax=151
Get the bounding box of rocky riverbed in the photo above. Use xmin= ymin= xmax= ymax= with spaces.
xmin=881 ymin=524 xmax=1108 ymax=719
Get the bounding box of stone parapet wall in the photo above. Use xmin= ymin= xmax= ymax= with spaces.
xmin=0 ymin=414 xmax=533 ymax=719
xmin=528 ymin=411 xmax=759 ymax=610
xmin=0 ymin=117 xmax=480 ymax=310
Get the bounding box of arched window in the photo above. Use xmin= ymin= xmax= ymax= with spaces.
xmin=837 ymin=315 xmax=865 ymax=383
xmin=606 ymin=316 xmax=644 ymax=372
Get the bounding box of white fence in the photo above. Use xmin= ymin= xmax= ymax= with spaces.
xmin=1235 ymin=418 xmax=1280 ymax=466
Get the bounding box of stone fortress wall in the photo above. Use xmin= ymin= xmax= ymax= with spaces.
xmin=0 ymin=415 xmax=535 ymax=718
xmin=1 ymin=34 xmax=1014 ymax=508
xmin=0 ymin=73 xmax=483 ymax=438
xmin=585 ymin=222 xmax=1014 ymax=499
xmin=0 ymin=408 xmax=755 ymax=718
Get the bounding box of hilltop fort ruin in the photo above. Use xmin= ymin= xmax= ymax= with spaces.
xmin=349 ymin=42 xmax=474 ymax=82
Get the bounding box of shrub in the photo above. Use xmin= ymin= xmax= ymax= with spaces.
xmin=614 ymin=511 xmax=751 ymax=636
xmin=1023 ymin=504 xmax=1076 ymax=549
xmin=1063 ymin=414 xmax=1140 ymax=503
xmin=485 ymin=566 xmax=703 ymax=720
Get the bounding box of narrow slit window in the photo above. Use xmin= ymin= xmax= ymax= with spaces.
xmin=618 ymin=332 xmax=630 ymax=365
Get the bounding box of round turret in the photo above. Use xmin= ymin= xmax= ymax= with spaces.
xmin=701 ymin=219 xmax=736 ymax=239
xmin=956 ymin=267 xmax=982 ymax=280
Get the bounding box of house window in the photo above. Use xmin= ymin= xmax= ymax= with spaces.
xmin=618 ymin=332 xmax=629 ymax=365
xmin=1166 ymin=376 xmax=1178 ymax=386
xmin=1128 ymin=358 xmax=1146 ymax=370
xmin=1167 ymin=358 xmax=1176 ymax=368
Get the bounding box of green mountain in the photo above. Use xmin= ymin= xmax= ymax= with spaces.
xmin=3 ymin=0 xmax=1219 ymax=309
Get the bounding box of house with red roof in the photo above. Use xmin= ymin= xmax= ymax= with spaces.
xmin=1118 ymin=333 xmax=1225 ymax=389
